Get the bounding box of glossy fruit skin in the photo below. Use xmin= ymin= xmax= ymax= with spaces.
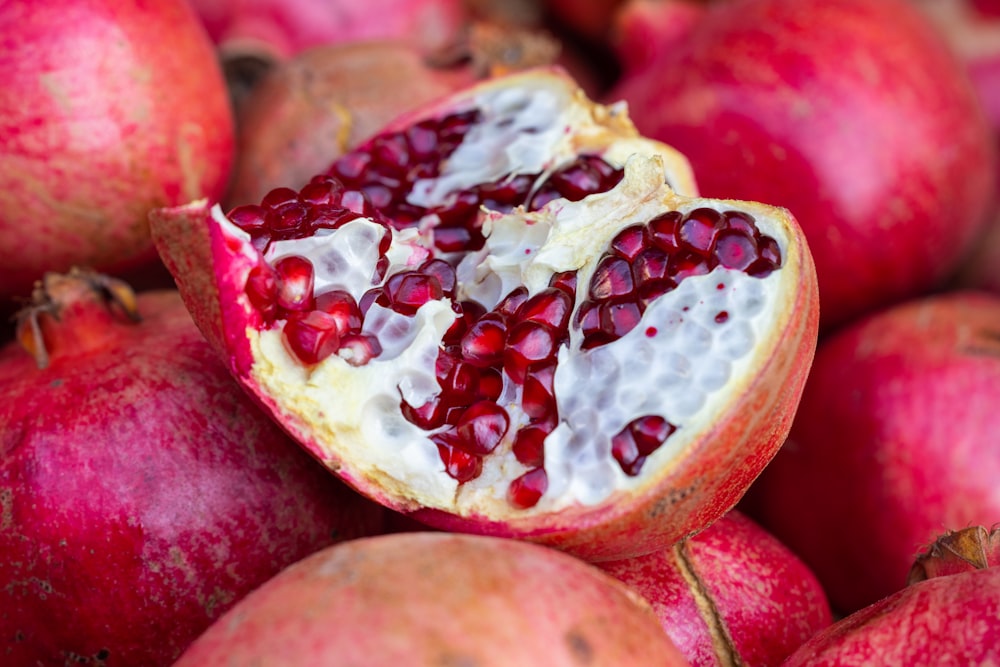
xmin=742 ymin=290 xmax=1000 ymax=614
xmin=609 ymin=0 xmax=997 ymax=329
xmin=173 ymin=532 xmax=692 ymax=666
xmin=0 ymin=0 xmax=235 ymax=305
xmin=783 ymin=566 xmax=1000 ymax=666
xmin=598 ymin=511 xmax=833 ymax=667
xmin=0 ymin=286 xmax=385 ymax=667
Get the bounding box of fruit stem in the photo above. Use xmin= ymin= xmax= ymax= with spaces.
xmin=907 ymin=525 xmax=1000 ymax=584
xmin=15 ymin=268 xmax=141 ymax=370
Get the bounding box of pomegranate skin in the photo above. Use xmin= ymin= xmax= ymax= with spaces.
xmin=0 ymin=277 xmax=385 ymax=666
xmin=783 ymin=566 xmax=1000 ymax=666
xmin=173 ymin=532 xmax=692 ymax=666
xmin=598 ymin=511 xmax=833 ymax=667
xmin=0 ymin=0 xmax=235 ymax=304
xmin=742 ymin=290 xmax=1000 ymax=614
xmin=609 ymin=0 xmax=997 ymax=329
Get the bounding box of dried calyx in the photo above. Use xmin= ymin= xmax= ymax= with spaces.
xmin=152 ymin=68 xmax=818 ymax=560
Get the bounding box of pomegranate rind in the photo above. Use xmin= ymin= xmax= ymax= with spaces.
xmin=783 ymin=566 xmax=1000 ymax=666
xmin=172 ymin=532 xmax=692 ymax=666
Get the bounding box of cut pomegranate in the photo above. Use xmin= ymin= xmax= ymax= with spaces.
xmin=151 ymin=68 xmax=818 ymax=561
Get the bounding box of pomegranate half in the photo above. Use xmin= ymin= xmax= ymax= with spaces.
xmin=173 ymin=532 xmax=691 ymax=666
xmin=151 ymin=68 xmax=819 ymax=561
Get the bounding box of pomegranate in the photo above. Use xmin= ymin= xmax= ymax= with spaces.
xmin=226 ymin=27 xmax=563 ymax=208
xmin=0 ymin=270 xmax=385 ymax=666
xmin=0 ymin=0 xmax=235 ymax=306
xmin=173 ymin=532 xmax=692 ymax=666
xmin=783 ymin=525 xmax=1000 ymax=666
xmin=608 ymin=0 xmax=997 ymax=330
xmin=598 ymin=510 xmax=833 ymax=666
xmin=150 ymin=68 xmax=819 ymax=562
xmin=742 ymin=290 xmax=1000 ymax=614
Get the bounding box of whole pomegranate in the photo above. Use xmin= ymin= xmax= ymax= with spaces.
xmin=151 ymin=68 xmax=819 ymax=562
xmin=0 ymin=0 xmax=235 ymax=306
xmin=0 ymin=270 xmax=385 ymax=666
xmin=742 ymin=290 xmax=1000 ymax=614
xmin=783 ymin=526 xmax=1000 ymax=666
xmin=173 ymin=532 xmax=692 ymax=666
xmin=598 ymin=511 xmax=833 ymax=666
xmin=609 ymin=0 xmax=997 ymax=329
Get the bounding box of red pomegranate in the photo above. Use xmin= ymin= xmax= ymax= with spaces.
xmin=783 ymin=526 xmax=1000 ymax=666
xmin=173 ymin=532 xmax=692 ymax=666
xmin=608 ymin=0 xmax=997 ymax=330
xmin=150 ymin=68 xmax=819 ymax=562
xmin=0 ymin=270 xmax=385 ymax=666
xmin=226 ymin=26 xmax=564 ymax=208
xmin=742 ymin=290 xmax=1000 ymax=614
xmin=0 ymin=0 xmax=235 ymax=306
xmin=598 ymin=511 xmax=833 ymax=666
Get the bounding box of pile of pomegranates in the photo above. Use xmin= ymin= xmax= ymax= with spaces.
xmin=2 ymin=0 xmax=1000 ymax=664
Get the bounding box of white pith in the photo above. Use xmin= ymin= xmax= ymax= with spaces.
xmin=220 ymin=155 xmax=792 ymax=517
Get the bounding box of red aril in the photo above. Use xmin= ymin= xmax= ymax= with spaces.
xmin=599 ymin=511 xmax=833 ymax=666
xmin=608 ymin=0 xmax=997 ymax=330
xmin=0 ymin=270 xmax=385 ymax=666
xmin=742 ymin=291 xmax=1000 ymax=614
xmin=151 ymin=68 xmax=818 ymax=562
xmin=783 ymin=526 xmax=1000 ymax=666
xmin=172 ymin=532 xmax=692 ymax=666
xmin=0 ymin=0 xmax=235 ymax=306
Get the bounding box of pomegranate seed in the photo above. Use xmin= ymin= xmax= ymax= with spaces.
xmin=475 ymin=368 xmax=504 ymax=401
xmin=228 ymin=204 xmax=267 ymax=233
xmin=384 ymin=271 xmax=444 ymax=316
xmin=504 ymin=323 xmax=558 ymax=384
xmin=441 ymin=359 xmax=479 ymax=403
xmin=512 ymin=424 xmax=549 ymax=467
xmin=715 ymin=311 xmax=730 ymax=324
xmin=460 ymin=314 xmax=507 ymax=367
xmin=404 ymin=121 xmax=438 ymax=158
xmin=274 ymin=255 xmax=315 ymax=312
xmin=497 ymin=286 xmax=529 ymax=318
xmin=419 ymin=258 xmax=457 ymax=297
xmin=632 ymin=247 xmax=670 ymax=284
xmin=549 ymin=270 xmax=578 ymax=295
xmin=454 ymin=401 xmax=509 ymax=456
xmin=715 ymin=230 xmax=758 ymax=271
xmin=508 ymin=468 xmax=548 ymax=509
xmin=435 ymin=434 xmax=483 ymax=483
xmin=299 ymin=177 xmax=344 ymax=206
xmin=521 ymin=364 xmax=556 ymax=420
xmin=528 ymin=185 xmax=562 ymax=210
xmin=590 ymin=256 xmax=635 ymax=301
xmin=314 ymin=290 xmax=362 ymax=334
xmin=332 ymin=152 xmax=372 ymax=180
xmin=723 ymin=210 xmax=757 ymax=236
xmin=401 ymin=396 xmax=449 ymax=430
xmin=515 ymin=288 xmax=573 ymax=331
xmin=337 ymin=333 xmax=382 ymax=366
xmin=680 ymin=208 xmax=724 ymax=254
xmin=444 ymin=300 xmax=487 ymax=345
xmin=599 ymin=298 xmax=643 ymax=342
xmin=433 ymin=225 xmax=475 ymax=253
xmin=610 ymin=225 xmax=648 ymax=260
xmin=670 ymin=253 xmax=710 ymax=280
xmin=282 ymin=311 xmax=342 ymax=365
xmin=261 ymin=186 xmax=299 ymax=210
xmin=434 ymin=190 xmax=481 ymax=227
xmin=612 ymin=416 xmax=676 ymax=476
xmin=370 ymin=134 xmax=410 ymax=175
xmin=244 ymin=263 xmax=278 ymax=320
xmin=649 ymin=211 xmax=682 ymax=252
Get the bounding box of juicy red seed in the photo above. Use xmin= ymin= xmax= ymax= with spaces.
xmin=338 ymin=333 xmax=382 ymax=366
xmin=715 ymin=311 xmax=729 ymax=324
xmin=244 ymin=263 xmax=278 ymax=318
xmin=358 ymin=288 xmax=380 ymax=316
xmin=384 ymin=271 xmax=444 ymax=316
xmin=599 ymin=298 xmax=643 ymax=341
xmin=433 ymin=226 xmax=475 ymax=253
xmin=478 ymin=174 xmax=533 ymax=208
xmin=229 ymin=204 xmax=267 ymax=232
xmin=370 ymin=134 xmax=410 ymax=175
xmin=521 ymin=364 xmax=556 ymax=420
xmin=274 ymin=255 xmax=315 ymax=311
xmin=435 ymin=435 xmax=483 ymax=483
xmin=508 ymin=468 xmax=548 ymax=509
xmin=679 ymin=208 xmax=723 ymax=254
xmin=420 ymin=258 xmax=457 ymax=297
xmin=715 ymin=230 xmax=758 ymax=271
xmin=497 ymin=286 xmax=529 ymax=318
xmin=759 ymin=236 xmax=782 ymax=266
xmin=515 ymin=288 xmax=573 ymax=331
xmin=512 ymin=424 xmax=549 ymax=467
xmin=282 ymin=311 xmax=342 ymax=365
xmin=444 ymin=300 xmax=488 ymax=345
xmin=590 ymin=256 xmax=635 ymax=301
xmin=649 ymin=211 xmax=682 ymax=251
xmin=670 ymin=253 xmax=710 ymax=280
xmin=610 ymin=225 xmax=648 ymax=260
xmin=505 ymin=323 xmax=558 ymax=385
xmin=405 ymin=122 xmax=438 ymax=157
xmin=611 ymin=415 xmax=676 ymax=476
xmin=261 ymin=186 xmax=300 ymax=210
xmin=460 ymin=315 xmax=507 ymax=367
xmin=332 ymin=151 xmax=372 ymax=180
xmin=402 ymin=396 xmax=448 ymax=430
xmin=549 ymin=270 xmax=578 ymax=295
xmin=441 ymin=360 xmax=479 ymax=402
xmin=575 ymin=301 xmax=602 ymax=335
xmin=299 ymin=178 xmax=344 ymax=205
xmin=314 ymin=290 xmax=362 ymax=334
xmin=267 ymin=202 xmax=309 ymax=234
xmin=528 ymin=185 xmax=562 ymax=210
xmin=308 ymin=206 xmax=359 ymax=231
xmin=723 ymin=210 xmax=757 ymax=236
xmin=341 ymin=190 xmax=373 ymax=215
xmin=455 ymin=401 xmax=509 ymax=455
xmin=476 ymin=368 xmax=504 ymax=401
xmin=434 ymin=190 xmax=481 ymax=227
xmin=632 ymin=247 xmax=671 ymax=284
